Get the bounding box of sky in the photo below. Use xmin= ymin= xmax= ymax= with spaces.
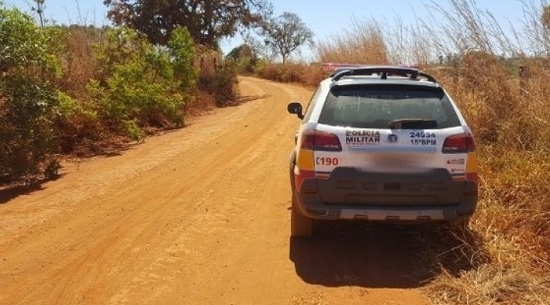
xmin=3 ymin=0 xmax=545 ymax=58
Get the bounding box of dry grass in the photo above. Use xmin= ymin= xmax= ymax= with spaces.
xmin=428 ymin=265 xmax=550 ymax=305
xmin=254 ymin=61 xmax=326 ymax=87
xmin=183 ymin=88 xmax=217 ymax=116
xmin=316 ymin=18 xmax=389 ymax=65
xmin=59 ymin=26 xmax=101 ymax=100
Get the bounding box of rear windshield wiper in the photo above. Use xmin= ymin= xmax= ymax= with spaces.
xmin=389 ymin=118 xmax=438 ymax=129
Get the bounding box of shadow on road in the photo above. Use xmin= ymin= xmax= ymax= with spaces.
xmin=236 ymin=94 xmax=270 ymax=104
xmin=0 ymin=182 xmax=44 ymax=205
xmin=289 ymin=221 xmax=489 ymax=289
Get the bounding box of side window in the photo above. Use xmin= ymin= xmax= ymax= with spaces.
xmin=302 ymin=86 xmax=322 ymax=121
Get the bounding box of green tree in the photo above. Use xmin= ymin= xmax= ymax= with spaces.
xmin=88 ymin=26 xmax=197 ymax=139
xmin=260 ymin=12 xmax=314 ymax=64
xmin=225 ymin=44 xmax=257 ymax=73
xmin=0 ymin=5 xmax=63 ymax=182
xmin=103 ymin=0 xmax=272 ymax=48
xmin=168 ymin=26 xmax=197 ymax=91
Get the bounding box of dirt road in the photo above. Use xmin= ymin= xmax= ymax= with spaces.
xmin=0 ymin=77 xmax=430 ymax=305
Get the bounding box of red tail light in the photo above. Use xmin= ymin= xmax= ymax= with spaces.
xmin=294 ymin=169 xmax=316 ymax=193
xmin=301 ymin=130 xmax=342 ymax=151
xmin=466 ymin=172 xmax=479 ymax=183
xmin=442 ymin=133 xmax=476 ymax=154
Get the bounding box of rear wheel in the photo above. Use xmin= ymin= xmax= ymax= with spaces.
xmin=289 ymin=151 xmax=296 ymax=192
xmin=291 ymin=194 xmax=313 ymax=238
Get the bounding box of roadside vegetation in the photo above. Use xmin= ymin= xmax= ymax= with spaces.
xmin=0 ymin=0 xmax=307 ymax=184
xmin=2 ymin=0 xmax=550 ymax=304
xmin=0 ymin=0 xmax=318 ymax=185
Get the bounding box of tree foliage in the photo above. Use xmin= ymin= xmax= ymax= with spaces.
xmin=260 ymin=11 xmax=314 ymax=63
xmin=103 ymin=0 xmax=272 ymax=48
xmin=225 ymin=44 xmax=257 ymax=73
xmin=88 ymin=26 xmax=197 ymax=140
xmin=0 ymin=5 xmax=63 ymax=182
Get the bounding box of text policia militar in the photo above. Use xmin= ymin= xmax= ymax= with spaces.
xmin=345 ymin=130 xmax=380 ymax=145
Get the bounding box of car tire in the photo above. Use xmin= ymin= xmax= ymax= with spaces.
xmin=289 ymin=150 xmax=296 ymax=192
xmin=291 ymin=194 xmax=313 ymax=238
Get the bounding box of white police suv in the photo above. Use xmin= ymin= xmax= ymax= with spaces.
xmin=288 ymin=66 xmax=478 ymax=237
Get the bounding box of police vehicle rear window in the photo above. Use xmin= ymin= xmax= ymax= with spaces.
xmin=318 ymin=84 xmax=461 ymax=129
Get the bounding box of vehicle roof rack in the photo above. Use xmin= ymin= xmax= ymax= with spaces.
xmin=331 ymin=66 xmax=438 ymax=83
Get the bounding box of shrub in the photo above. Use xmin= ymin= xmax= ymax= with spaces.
xmin=89 ymin=26 xmax=196 ymax=138
xmin=225 ymin=44 xmax=257 ymax=75
xmin=254 ymin=61 xmax=282 ymax=81
xmin=168 ymin=27 xmax=198 ymax=92
xmin=213 ymin=63 xmax=239 ymax=106
xmin=0 ymin=5 xmax=63 ymax=183
xmin=0 ymin=78 xmax=61 ymax=182
xmin=197 ymin=47 xmax=238 ymax=107
xmin=55 ymin=91 xmax=103 ymax=154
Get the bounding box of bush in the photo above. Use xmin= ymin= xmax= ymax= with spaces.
xmin=197 ymin=63 xmax=238 ymax=107
xmin=55 ymin=91 xmax=103 ymax=154
xmin=225 ymin=44 xmax=257 ymax=75
xmin=0 ymin=5 xmax=63 ymax=183
xmin=88 ymin=26 xmax=197 ymax=138
xmin=254 ymin=61 xmax=282 ymax=81
xmin=0 ymin=78 xmax=61 ymax=182
xmin=213 ymin=64 xmax=239 ymax=107
xmin=197 ymin=47 xmax=238 ymax=107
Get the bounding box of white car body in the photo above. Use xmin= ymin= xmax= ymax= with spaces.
xmin=288 ymin=66 xmax=478 ymax=237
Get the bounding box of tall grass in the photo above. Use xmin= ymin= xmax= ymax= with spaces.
xmin=311 ymin=0 xmax=550 ymax=303
xmin=316 ymin=18 xmax=389 ymax=65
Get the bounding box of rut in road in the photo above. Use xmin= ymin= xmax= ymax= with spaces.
xmin=0 ymin=77 xmax=439 ymax=305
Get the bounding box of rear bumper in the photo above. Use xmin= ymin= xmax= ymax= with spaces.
xmin=294 ymin=193 xmax=476 ymax=221
xmin=293 ymin=167 xmax=477 ymax=222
